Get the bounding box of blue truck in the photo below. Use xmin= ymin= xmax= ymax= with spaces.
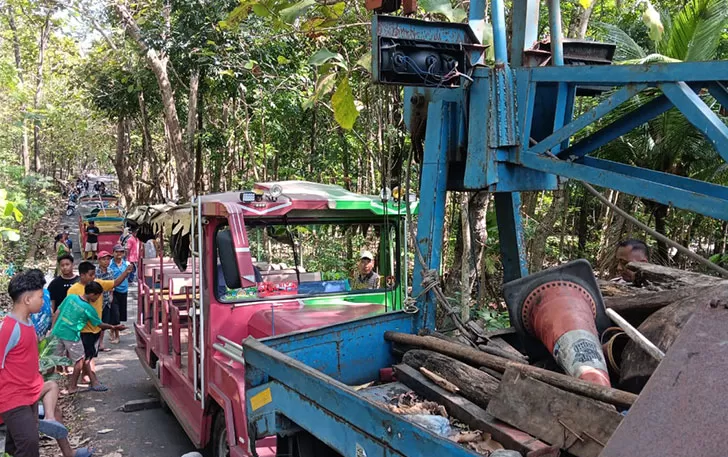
xmin=230 ymin=1 xmax=728 ymax=456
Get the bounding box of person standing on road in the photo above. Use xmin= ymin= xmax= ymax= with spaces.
xmin=0 ymin=269 xmax=92 ymax=457
xmin=96 ymin=251 xmax=116 ymax=351
xmin=48 ymin=254 xmax=79 ymax=314
xmin=63 ymin=225 xmax=73 ymax=251
xmin=52 ymin=282 xmax=125 ymax=394
xmin=85 ymin=220 xmax=100 ymax=260
xmin=125 ymin=229 xmax=140 ymax=284
xmin=64 ymin=261 xmax=131 ymax=392
xmin=109 ymin=245 xmax=131 ymax=338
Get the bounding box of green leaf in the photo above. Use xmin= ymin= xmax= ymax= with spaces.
xmin=420 ymin=0 xmax=455 ymax=21
xmin=356 ymin=52 xmax=372 ymax=72
xmin=302 ymin=72 xmax=337 ymax=110
xmin=280 ymin=0 xmax=317 ymax=23
xmin=308 ymin=48 xmax=343 ymax=66
xmin=451 ymin=7 xmax=467 ymax=23
xmin=277 ymin=55 xmax=291 ymax=65
xmin=331 ymin=76 xmax=359 ymax=130
xmin=252 ymin=3 xmax=270 ymax=17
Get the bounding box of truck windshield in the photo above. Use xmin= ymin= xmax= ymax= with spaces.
xmin=215 ymin=221 xmax=402 ymax=303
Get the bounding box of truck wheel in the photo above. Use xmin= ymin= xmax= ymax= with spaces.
xmin=210 ymin=412 xmax=230 ymax=457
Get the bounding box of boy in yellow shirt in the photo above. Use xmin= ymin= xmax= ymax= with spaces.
xmin=61 ymin=261 xmax=131 ymax=391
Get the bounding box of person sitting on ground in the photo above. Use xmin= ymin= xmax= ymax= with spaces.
xmin=48 ymin=254 xmax=79 ymax=314
xmin=52 ymin=282 xmax=125 ymax=395
xmin=615 ymin=238 xmax=649 ymax=283
xmin=61 ymin=261 xmax=132 ymax=392
xmin=0 ymin=269 xmax=92 ymax=457
xmin=351 ymin=250 xmax=380 ymax=290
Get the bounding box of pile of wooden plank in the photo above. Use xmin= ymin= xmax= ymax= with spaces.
xmin=386 ymin=332 xmax=631 ymax=457
xmin=382 ymin=263 xmax=727 ymax=456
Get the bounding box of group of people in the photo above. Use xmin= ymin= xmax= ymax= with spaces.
xmin=0 ymin=227 xmax=140 ymax=457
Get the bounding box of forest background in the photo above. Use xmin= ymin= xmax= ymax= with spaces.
xmin=2 ymin=0 xmax=728 ymax=324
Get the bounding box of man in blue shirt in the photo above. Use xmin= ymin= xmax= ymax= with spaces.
xmin=108 ymin=244 xmax=130 ymax=344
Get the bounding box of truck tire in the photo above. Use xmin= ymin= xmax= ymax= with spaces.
xmin=210 ymin=411 xmax=229 ymax=457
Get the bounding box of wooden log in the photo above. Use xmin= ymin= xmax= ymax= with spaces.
xmin=480 ymin=336 xmax=528 ymax=362
xmin=394 ymin=364 xmax=551 ymax=455
xmin=600 ymin=263 xmax=728 ymax=325
xmin=629 ymin=262 xmax=727 ymax=288
xmin=486 ymin=369 xmax=623 ymax=457
xmin=403 ymin=350 xmax=500 ymax=408
xmin=384 ymin=332 xmax=638 ymax=408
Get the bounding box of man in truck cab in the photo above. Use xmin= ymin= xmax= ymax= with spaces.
xmin=351 ymin=250 xmax=380 ymax=290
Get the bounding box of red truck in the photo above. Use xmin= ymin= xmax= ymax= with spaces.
xmin=128 ymin=181 xmax=416 ymax=456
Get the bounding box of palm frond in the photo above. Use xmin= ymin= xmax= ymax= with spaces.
xmin=658 ymin=0 xmax=728 ymax=61
xmin=593 ymin=21 xmax=646 ymax=62
xmin=619 ymin=53 xmax=681 ymax=65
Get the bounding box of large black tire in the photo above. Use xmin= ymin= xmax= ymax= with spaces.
xmin=210 ymin=411 xmax=229 ymax=457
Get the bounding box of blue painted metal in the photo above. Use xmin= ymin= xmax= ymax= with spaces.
xmin=464 ymin=70 xmax=495 ymax=189
xmin=241 ymin=6 xmax=728 ymax=457
xmin=510 ymin=0 xmax=541 ymax=67
xmin=707 ymin=81 xmax=728 ymax=110
xmin=253 ymin=311 xmax=414 ymax=386
xmin=528 ymin=61 xmax=728 ymax=83
xmin=520 ymin=153 xmax=728 ymax=221
xmin=494 ymin=192 xmax=528 ymax=281
xmin=491 ymin=0 xmax=509 ymax=64
xmin=660 ymin=81 xmax=728 ymax=162
xmin=411 ymin=100 xmax=453 ymax=332
xmin=528 ymin=84 xmax=648 ymax=156
xmin=580 ymin=157 xmax=728 ymax=200
xmin=244 ymin=339 xmax=480 ymax=457
xmin=469 ymin=0 xmax=485 ymax=21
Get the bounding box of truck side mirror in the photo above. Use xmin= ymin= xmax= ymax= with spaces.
xmin=217 ymin=230 xmax=241 ymax=289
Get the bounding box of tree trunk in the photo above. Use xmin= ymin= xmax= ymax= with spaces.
xmin=114 ymin=118 xmax=135 ymax=207
xmin=568 ymin=1 xmax=598 ymax=39
xmin=653 ymin=204 xmax=669 ymax=264
xmin=114 ymin=3 xmax=192 ymax=201
xmin=528 ymin=189 xmax=566 ymax=272
xmin=186 ymin=69 xmax=200 ymax=195
xmin=33 ymin=10 xmax=52 ymax=173
xmin=6 ymin=5 xmax=30 ymax=174
xmin=460 ymin=193 xmax=472 ymax=322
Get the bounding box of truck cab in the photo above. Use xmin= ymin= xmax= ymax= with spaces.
xmin=128 ymin=181 xmax=416 ymax=456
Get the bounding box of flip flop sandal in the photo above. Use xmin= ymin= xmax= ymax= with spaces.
xmin=87 ymin=384 xmax=109 ymax=392
xmin=99 ymin=347 xmax=112 ymax=352
xmin=75 ymin=447 xmax=95 ymax=457
xmin=39 ymin=419 xmax=69 ymax=439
